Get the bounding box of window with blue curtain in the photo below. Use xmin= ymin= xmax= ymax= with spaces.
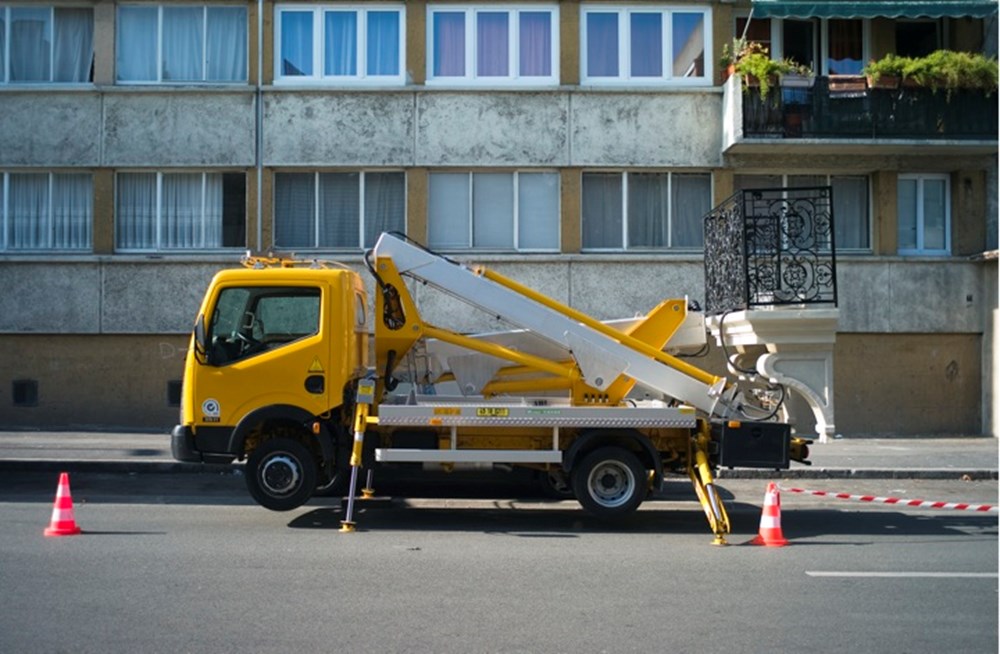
xmin=582 ymin=6 xmax=711 ymax=84
xmin=117 ymin=4 xmax=247 ymax=83
xmin=276 ymin=5 xmax=404 ymax=84
xmin=1 ymin=172 xmax=93 ymax=251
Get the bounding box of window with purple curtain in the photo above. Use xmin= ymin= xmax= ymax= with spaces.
xmin=586 ymin=12 xmax=618 ymax=77
xmin=433 ymin=11 xmax=465 ymax=77
xmin=630 ymin=13 xmax=661 ymax=77
xmin=477 ymin=12 xmax=507 ymax=76
xmin=519 ymin=12 xmax=550 ymax=77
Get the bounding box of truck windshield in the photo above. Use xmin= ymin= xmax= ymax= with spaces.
xmin=207 ymin=286 xmax=321 ymax=366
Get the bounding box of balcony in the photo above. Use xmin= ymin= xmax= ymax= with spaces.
xmin=722 ymin=75 xmax=999 ymax=155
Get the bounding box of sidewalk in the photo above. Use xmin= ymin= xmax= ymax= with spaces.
xmin=0 ymin=430 xmax=996 ymax=480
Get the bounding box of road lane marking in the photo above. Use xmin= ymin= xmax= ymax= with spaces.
xmin=806 ymin=571 xmax=997 ymax=579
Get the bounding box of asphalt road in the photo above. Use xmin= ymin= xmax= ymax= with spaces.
xmin=0 ymin=472 xmax=996 ymax=653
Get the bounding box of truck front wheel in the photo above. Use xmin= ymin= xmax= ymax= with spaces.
xmin=571 ymin=446 xmax=646 ymax=518
xmin=246 ymin=438 xmax=317 ymax=511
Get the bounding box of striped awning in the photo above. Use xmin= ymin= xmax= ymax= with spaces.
xmin=750 ymin=0 xmax=999 ymax=19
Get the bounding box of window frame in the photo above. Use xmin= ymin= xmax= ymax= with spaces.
xmin=897 ymin=173 xmax=951 ymax=256
xmin=427 ymin=170 xmax=561 ymax=252
xmin=115 ymin=3 xmax=249 ymax=85
xmin=425 ymin=4 xmax=560 ymax=87
xmin=0 ymin=170 xmax=94 ymax=252
xmin=114 ymin=170 xmax=246 ymax=252
xmin=580 ymin=5 xmax=713 ymax=86
xmin=0 ymin=5 xmax=95 ymax=85
xmin=272 ymin=170 xmax=407 ymax=251
xmin=274 ymin=4 xmax=405 ymax=86
xmin=581 ymin=170 xmax=712 ymax=252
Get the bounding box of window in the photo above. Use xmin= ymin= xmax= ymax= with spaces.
xmin=898 ymin=174 xmax=949 ymax=255
xmin=207 ymin=286 xmax=321 ymax=366
xmin=730 ymin=16 xmax=868 ymax=76
xmin=274 ymin=171 xmax=404 ymax=250
xmin=116 ymin=4 xmax=247 ymax=83
xmin=427 ymin=5 xmax=558 ymax=85
xmin=0 ymin=172 xmax=92 ymax=251
xmin=581 ymin=6 xmax=710 ymax=84
xmin=0 ymin=6 xmax=93 ymax=83
xmin=116 ymin=172 xmax=246 ymax=251
xmin=582 ymin=172 xmax=710 ymax=250
xmin=895 ymin=20 xmax=940 ymax=58
xmin=734 ymin=174 xmax=870 ymax=250
xmin=428 ymin=171 xmax=559 ymax=250
xmin=825 ymin=19 xmax=863 ymax=75
xmin=275 ymin=5 xmax=403 ymax=84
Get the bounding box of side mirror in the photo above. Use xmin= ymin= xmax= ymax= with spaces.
xmin=194 ymin=314 xmax=209 ymax=363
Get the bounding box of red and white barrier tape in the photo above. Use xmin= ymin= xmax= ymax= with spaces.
xmin=778 ymin=485 xmax=998 ymax=513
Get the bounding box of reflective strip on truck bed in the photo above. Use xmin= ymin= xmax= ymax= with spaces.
xmin=377 ymin=403 xmax=698 ymax=429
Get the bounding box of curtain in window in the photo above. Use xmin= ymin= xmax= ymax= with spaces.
xmin=162 ymin=7 xmax=203 ymax=81
xmin=0 ymin=13 xmax=6 ymax=82
xmin=473 ymin=173 xmax=513 ymax=248
xmin=275 ymin=173 xmax=315 ymax=248
xmin=477 ymin=12 xmax=508 ymax=77
xmin=922 ymin=179 xmax=947 ymax=251
xmin=519 ymin=12 xmax=550 ymax=77
xmin=116 ymin=173 xmax=157 ymax=249
xmin=325 ymin=11 xmax=357 ymax=76
xmin=896 ymin=179 xmax=917 ymax=251
xmin=53 ymin=9 xmax=93 ymax=82
xmin=831 ymin=176 xmax=868 ymax=249
xmin=672 ymin=12 xmax=704 ymax=77
xmin=582 ymin=173 xmax=622 ymax=249
xmin=586 ymin=13 xmax=618 ymax=77
xmin=517 ymin=173 xmax=558 ymax=250
xmin=117 ymin=6 xmax=158 ymax=81
xmin=10 ymin=8 xmax=50 ymax=82
xmin=630 ymin=13 xmax=661 ymax=78
xmin=367 ymin=11 xmax=399 ymax=76
xmin=207 ymin=7 xmax=247 ymax=81
xmin=281 ymin=11 xmax=313 ymax=76
xmin=319 ymin=173 xmax=359 ymax=247
xmin=828 ymin=19 xmax=862 ymax=75
xmin=671 ymin=174 xmax=710 ymax=247
xmin=433 ymin=12 xmax=465 ymax=77
xmin=628 ymin=173 xmax=669 ymax=248
xmin=161 ymin=173 xmax=201 ymax=248
xmin=429 ymin=173 xmax=470 ymax=249
xmin=364 ymin=172 xmax=404 ymax=248
xmin=8 ymin=174 xmax=48 ymax=248
xmin=51 ymin=174 xmax=92 ymax=249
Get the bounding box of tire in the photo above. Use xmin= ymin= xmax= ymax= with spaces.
xmin=571 ymin=446 xmax=646 ymax=518
xmin=246 ymin=438 xmax=318 ymax=511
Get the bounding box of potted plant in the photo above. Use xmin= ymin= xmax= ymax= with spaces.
xmin=904 ymin=50 xmax=999 ymax=98
xmin=733 ymin=44 xmax=795 ymax=100
xmin=780 ymin=60 xmax=815 ymax=88
xmin=720 ymin=37 xmax=750 ymax=81
xmin=863 ymin=53 xmax=910 ymax=89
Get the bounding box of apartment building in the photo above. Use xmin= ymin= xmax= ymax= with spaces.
xmin=0 ymin=0 xmax=996 ymax=435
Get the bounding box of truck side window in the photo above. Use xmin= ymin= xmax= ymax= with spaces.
xmin=207 ymin=287 xmax=321 ymax=366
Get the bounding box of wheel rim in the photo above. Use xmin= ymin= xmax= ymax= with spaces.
xmin=586 ymin=459 xmax=635 ymax=508
xmin=260 ymin=454 xmax=301 ymax=497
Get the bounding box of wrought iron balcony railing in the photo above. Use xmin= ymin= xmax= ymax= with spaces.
xmin=704 ymin=186 xmax=838 ymax=315
xmin=741 ymin=77 xmax=999 ymax=140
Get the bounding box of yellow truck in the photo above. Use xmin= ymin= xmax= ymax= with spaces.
xmin=172 ymin=232 xmax=810 ymax=543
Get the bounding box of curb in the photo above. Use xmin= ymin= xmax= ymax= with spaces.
xmin=1 ymin=459 xmax=996 ymax=481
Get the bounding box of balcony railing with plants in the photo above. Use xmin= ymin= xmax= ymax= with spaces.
xmin=724 ymin=45 xmax=999 ymax=141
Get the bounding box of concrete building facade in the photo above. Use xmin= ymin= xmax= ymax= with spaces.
xmin=0 ymin=0 xmax=996 ymax=435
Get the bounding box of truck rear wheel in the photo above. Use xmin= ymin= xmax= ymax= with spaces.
xmin=571 ymin=446 xmax=646 ymax=518
xmin=246 ymin=438 xmax=317 ymax=511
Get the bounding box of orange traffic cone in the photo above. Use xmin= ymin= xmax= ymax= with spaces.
xmin=44 ymin=472 xmax=82 ymax=537
xmin=750 ymin=482 xmax=788 ymax=547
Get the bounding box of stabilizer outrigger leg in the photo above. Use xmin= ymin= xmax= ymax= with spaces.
xmin=688 ymin=421 xmax=730 ymax=546
xmin=341 ymin=379 xmax=376 ymax=533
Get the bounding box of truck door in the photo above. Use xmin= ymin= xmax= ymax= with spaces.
xmin=194 ymin=283 xmax=330 ymax=426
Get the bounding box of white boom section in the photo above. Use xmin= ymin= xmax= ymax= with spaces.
xmin=372 ymin=233 xmax=728 ymax=416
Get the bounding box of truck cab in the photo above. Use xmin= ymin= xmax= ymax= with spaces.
xmin=171 ymin=263 xmax=368 ymax=509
